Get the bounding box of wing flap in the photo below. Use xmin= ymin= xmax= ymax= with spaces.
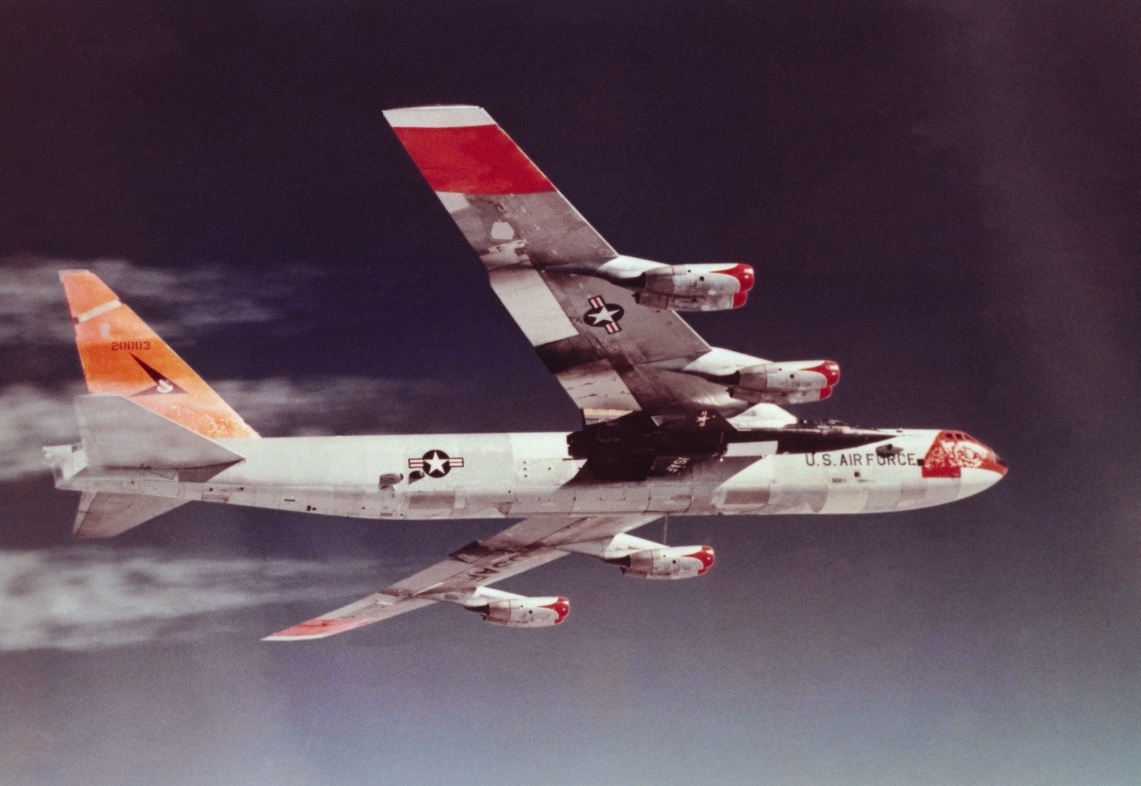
xmin=487 ymin=268 xmax=579 ymax=347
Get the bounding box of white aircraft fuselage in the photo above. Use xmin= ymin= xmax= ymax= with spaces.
xmin=53 ymin=427 xmax=1003 ymax=522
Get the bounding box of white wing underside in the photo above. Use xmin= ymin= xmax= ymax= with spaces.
xmin=265 ymin=514 xmax=659 ymax=640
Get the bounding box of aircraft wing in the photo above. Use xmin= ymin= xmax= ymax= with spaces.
xmin=383 ymin=105 xmax=758 ymax=421
xmin=264 ymin=513 xmax=660 ymax=640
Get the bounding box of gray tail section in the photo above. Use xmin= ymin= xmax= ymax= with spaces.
xmin=61 ymin=394 xmax=247 ymax=538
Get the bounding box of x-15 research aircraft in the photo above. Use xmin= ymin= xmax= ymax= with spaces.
xmin=46 ymin=106 xmax=1006 ymax=640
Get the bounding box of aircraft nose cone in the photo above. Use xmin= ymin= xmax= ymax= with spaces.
xmin=923 ymin=431 xmax=1007 ymax=499
xmin=957 ymin=436 xmax=1007 ymax=499
xmin=970 ymin=438 xmax=1007 ymax=479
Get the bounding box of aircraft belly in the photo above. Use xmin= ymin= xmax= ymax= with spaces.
xmin=862 ymin=467 xmax=903 ymax=512
xmin=507 ymin=445 xmax=580 ymax=516
xmin=509 ymin=489 xmax=575 ymax=516
xmin=761 ymin=457 xmax=825 ymax=514
xmin=402 ymin=489 xmax=463 ymax=518
xmin=913 ymin=477 xmax=960 ymax=509
xmin=570 ymin=482 xmax=650 ymax=515
xmin=712 ymin=457 xmax=774 ymax=514
xmin=821 ymin=476 xmax=870 ymax=514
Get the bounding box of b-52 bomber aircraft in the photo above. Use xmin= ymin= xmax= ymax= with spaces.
xmin=45 ymin=106 xmax=1006 ymax=640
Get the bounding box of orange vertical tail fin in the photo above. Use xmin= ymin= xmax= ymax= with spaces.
xmin=59 ymin=270 xmax=259 ymax=439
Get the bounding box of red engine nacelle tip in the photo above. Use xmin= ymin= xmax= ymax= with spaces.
xmin=808 ymin=360 xmax=841 ymax=387
xmin=543 ymin=597 xmax=571 ymax=624
xmin=718 ymin=263 xmax=756 ymax=308
xmin=691 ymin=545 xmax=716 ymax=575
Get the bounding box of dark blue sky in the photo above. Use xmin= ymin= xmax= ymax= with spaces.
xmin=1 ymin=2 xmax=1138 ymax=783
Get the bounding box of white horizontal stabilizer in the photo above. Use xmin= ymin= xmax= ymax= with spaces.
xmin=73 ymin=491 xmax=187 ymax=539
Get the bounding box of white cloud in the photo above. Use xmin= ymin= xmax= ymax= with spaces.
xmin=0 ymin=256 xmax=321 ymax=346
xmin=0 ymin=546 xmax=390 ymax=651
xmin=0 ymin=376 xmax=447 ymax=480
xmin=0 ymin=383 xmax=84 ymax=479
xmin=212 ymin=376 xmax=443 ymax=436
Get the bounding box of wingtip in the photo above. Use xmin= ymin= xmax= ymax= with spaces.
xmin=262 ymin=617 xmax=366 ymax=641
xmin=383 ymin=104 xmax=493 ymax=129
xmin=262 ymin=634 xmax=319 ymax=642
xmin=262 ymin=630 xmax=335 ymax=642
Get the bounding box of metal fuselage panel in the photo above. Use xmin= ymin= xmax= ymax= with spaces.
xmin=58 ymin=429 xmax=996 ymax=519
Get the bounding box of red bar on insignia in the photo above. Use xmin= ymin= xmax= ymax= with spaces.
xmin=451 ymin=458 xmax=464 ymax=467
xmin=392 ymin=124 xmax=555 ymax=195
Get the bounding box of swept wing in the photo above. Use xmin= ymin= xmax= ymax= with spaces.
xmin=383 ymin=105 xmax=771 ymax=421
xmin=265 ymin=514 xmax=661 ymax=640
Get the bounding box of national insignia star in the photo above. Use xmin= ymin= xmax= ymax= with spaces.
xmin=587 ymin=304 xmax=620 ymax=325
xmin=423 ymin=451 xmax=450 ymax=477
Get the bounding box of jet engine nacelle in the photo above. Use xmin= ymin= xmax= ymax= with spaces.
xmin=635 ymin=263 xmax=755 ymax=311
xmin=729 ymin=360 xmax=840 ymax=404
xmin=611 ymin=545 xmax=716 ymax=580
xmin=475 ymin=596 xmax=571 ymax=628
xmin=594 ymin=257 xmax=755 ymax=312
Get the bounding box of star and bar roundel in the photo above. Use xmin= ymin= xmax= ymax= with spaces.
xmin=583 ymin=296 xmax=624 ymax=334
xmin=408 ymin=450 xmax=465 ymax=478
